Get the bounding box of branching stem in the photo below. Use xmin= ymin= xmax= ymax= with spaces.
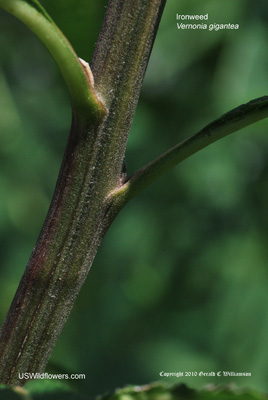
xmin=0 ymin=0 xmax=106 ymax=118
xmin=0 ymin=0 xmax=166 ymax=385
xmin=1 ymin=0 xmax=267 ymax=389
xmin=111 ymin=96 xmax=268 ymax=205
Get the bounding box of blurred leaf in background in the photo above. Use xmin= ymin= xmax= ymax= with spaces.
xmin=1 ymin=382 xmax=267 ymax=400
xmin=1 ymin=0 xmax=268 ymax=398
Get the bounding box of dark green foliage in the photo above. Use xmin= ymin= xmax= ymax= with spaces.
xmin=23 ymin=0 xmax=53 ymax=22
xmin=1 ymin=0 xmax=268 ymax=396
xmin=41 ymin=0 xmax=107 ymax=61
xmin=0 ymin=383 xmax=267 ymax=400
xmin=0 ymin=382 xmax=87 ymax=399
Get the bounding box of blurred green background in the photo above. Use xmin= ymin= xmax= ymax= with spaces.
xmin=1 ymin=0 xmax=268 ymax=397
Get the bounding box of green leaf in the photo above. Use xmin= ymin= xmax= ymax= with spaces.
xmin=98 ymin=383 xmax=267 ymax=400
xmin=0 ymin=382 xmax=267 ymax=400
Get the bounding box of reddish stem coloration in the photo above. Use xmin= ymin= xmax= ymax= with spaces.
xmin=0 ymin=0 xmax=166 ymax=385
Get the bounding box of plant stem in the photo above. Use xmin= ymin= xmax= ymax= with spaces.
xmin=0 ymin=0 xmax=106 ymax=118
xmin=0 ymin=0 xmax=166 ymax=385
xmin=112 ymin=96 xmax=268 ymax=205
